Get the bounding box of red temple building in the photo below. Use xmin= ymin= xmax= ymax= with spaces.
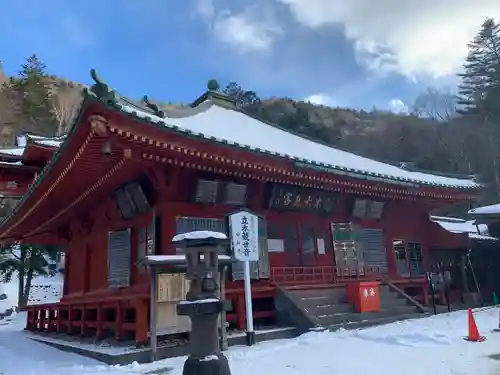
xmin=0 ymin=134 xmax=64 ymax=207
xmin=0 ymin=71 xmax=482 ymax=345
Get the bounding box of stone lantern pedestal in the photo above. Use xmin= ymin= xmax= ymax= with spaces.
xmin=172 ymin=231 xmax=232 ymax=375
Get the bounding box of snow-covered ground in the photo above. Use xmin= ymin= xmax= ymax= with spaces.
xmin=25 ymin=274 xmax=63 ymax=305
xmin=0 ymin=308 xmax=500 ymax=375
xmin=0 ymin=274 xmax=63 ymax=312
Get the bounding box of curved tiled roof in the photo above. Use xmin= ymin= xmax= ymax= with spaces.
xmin=468 ymin=203 xmax=500 ymax=215
xmin=0 ymin=134 xmax=64 ymax=167
xmin=115 ymin=100 xmax=480 ymax=189
xmin=429 ymin=215 xmax=497 ymax=241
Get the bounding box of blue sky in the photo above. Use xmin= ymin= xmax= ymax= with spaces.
xmin=0 ymin=0 xmax=497 ymax=111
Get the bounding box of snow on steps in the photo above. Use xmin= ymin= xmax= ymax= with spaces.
xmin=275 ymin=284 xmax=427 ymax=333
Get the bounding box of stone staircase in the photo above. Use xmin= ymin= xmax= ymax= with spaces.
xmin=275 ymin=284 xmax=428 ymax=333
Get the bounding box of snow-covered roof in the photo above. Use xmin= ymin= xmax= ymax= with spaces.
xmin=117 ymin=101 xmax=479 ymax=189
xmin=468 ymin=203 xmax=500 ymax=215
xmin=0 ymin=147 xmax=24 ymax=157
xmin=469 ymin=233 xmax=498 ymax=241
xmin=23 ymin=134 xmax=66 ymax=148
xmin=0 ymin=161 xmax=23 ymax=166
xmin=0 ymin=134 xmax=64 ymax=168
xmin=429 ymin=216 xmax=497 ymax=241
xmin=144 ymin=254 xmax=232 ymax=265
xmin=430 ymin=216 xmax=488 ymax=234
xmin=172 ymin=230 xmax=228 ymax=242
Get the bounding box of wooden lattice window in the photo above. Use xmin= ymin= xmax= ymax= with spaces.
xmin=108 ymin=229 xmax=131 ymax=288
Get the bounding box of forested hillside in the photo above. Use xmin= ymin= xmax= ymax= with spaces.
xmin=1 ymin=19 xmax=500 ymax=205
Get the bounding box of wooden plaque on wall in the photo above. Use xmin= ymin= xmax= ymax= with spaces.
xmin=155 ymin=274 xmax=192 ymax=335
xmin=157 ymin=274 xmax=190 ymax=303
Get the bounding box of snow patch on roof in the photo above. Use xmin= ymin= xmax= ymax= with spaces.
xmin=430 ymin=216 xmax=487 ymax=234
xmin=469 ymin=233 xmax=498 ymax=241
xmin=145 ymin=254 xmax=232 ymax=264
xmin=172 ymin=230 xmax=228 ymax=242
xmin=27 ymin=134 xmax=66 ymax=148
xmin=468 ymin=203 xmax=500 ymax=215
xmin=430 ymin=216 xmax=496 ymax=240
xmin=0 ymin=161 xmax=23 ymax=166
xmin=0 ymin=135 xmax=64 ymax=166
xmin=118 ymin=103 xmax=479 ymax=189
xmin=33 ymin=139 xmax=64 ymax=148
xmin=0 ymin=147 xmax=24 ymax=157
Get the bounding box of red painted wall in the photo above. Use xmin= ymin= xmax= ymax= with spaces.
xmin=60 ymin=163 xmax=467 ymax=300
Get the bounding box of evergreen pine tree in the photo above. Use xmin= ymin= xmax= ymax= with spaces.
xmin=457 ymin=18 xmax=500 ymax=117
xmin=457 ymin=18 xmax=500 ymax=195
xmin=0 ymin=243 xmax=59 ymax=310
xmin=4 ymin=54 xmax=57 ymax=136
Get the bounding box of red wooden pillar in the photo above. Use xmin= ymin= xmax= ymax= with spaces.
xmin=83 ymin=245 xmax=91 ymax=293
xmin=25 ymin=308 xmax=30 ymax=330
xmin=67 ymin=304 xmax=73 ymax=334
xmin=115 ymin=302 xmax=123 ymax=341
xmin=56 ymin=307 xmax=62 ymax=333
xmin=96 ymin=303 xmax=103 ymax=340
xmin=37 ymin=307 xmax=45 ymax=332
xmin=63 ymin=252 xmax=70 ymax=296
xmin=135 ymin=298 xmax=149 ymax=344
xmin=32 ymin=307 xmax=37 ymax=331
xmin=80 ymin=305 xmax=86 ymax=336
xmin=47 ymin=307 xmax=53 ymax=332
xmin=161 ymin=166 xmax=178 ymax=255
xmin=236 ymin=294 xmax=246 ymax=330
xmin=26 ymin=306 xmax=35 ymax=331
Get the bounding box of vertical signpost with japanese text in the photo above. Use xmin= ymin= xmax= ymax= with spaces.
xmin=229 ymin=209 xmax=259 ymax=346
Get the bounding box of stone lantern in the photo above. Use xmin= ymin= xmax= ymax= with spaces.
xmin=173 ymin=231 xmax=232 ymax=375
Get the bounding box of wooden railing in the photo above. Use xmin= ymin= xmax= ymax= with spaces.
xmin=25 ymin=265 xmax=395 ymax=340
xmin=25 ymin=296 xmax=149 ymax=344
xmin=270 ymin=266 xmax=386 ymax=284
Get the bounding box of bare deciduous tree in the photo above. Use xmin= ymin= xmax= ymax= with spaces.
xmin=0 ymin=88 xmax=17 ymax=145
xmin=411 ymin=87 xmax=457 ymax=122
xmin=51 ymin=85 xmax=82 ymax=136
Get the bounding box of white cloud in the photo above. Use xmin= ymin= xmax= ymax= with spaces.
xmin=194 ymin=1 xmax=282 ymax=52
xmin=193 ymin=0 xmax=215 ymax=21
xmin=305 ymin=94 xmax=338 ymax=107
xmin=388 ymin=98 xmax=408 ymax=114
xmin=278 ymin=0 xmax=500 ymax=78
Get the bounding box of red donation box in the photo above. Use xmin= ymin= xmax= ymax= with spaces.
xmin=346 ymin=282 xmax=380 ymax=312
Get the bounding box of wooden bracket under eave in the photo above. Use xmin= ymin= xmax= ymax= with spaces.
xmin=89 ymin=114 xmax=109 ymax=137
xmin=123 ymin=149 xmax=132 ymax=160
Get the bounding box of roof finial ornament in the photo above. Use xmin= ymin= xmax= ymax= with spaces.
xmin=207 ymin=79 xmax=220 ymax=92
xmin=88 ymin=69 xmax=118 ymax=105
xmin=142 ymin=95 xmax=165 ymax=118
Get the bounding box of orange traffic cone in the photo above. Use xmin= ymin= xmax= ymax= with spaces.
xmin=493 ymin=308 xmax=500 ymax=332
xmin=464 ymin=308 xmax=486 ymax=342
